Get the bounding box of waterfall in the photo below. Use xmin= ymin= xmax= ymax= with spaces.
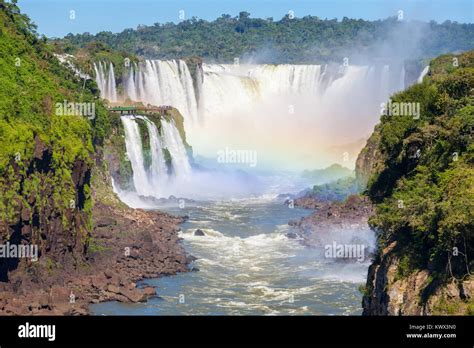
xmin=95 ymin=59 xmax=407 ymax=136
xmin=196 ymin=64 xmax=204 ymax=120
xmin=197 ymin=63 xmax=406 ymax=119
xmin=121 ymin=116 xmax=151 ymax=196
xmin=98 ymin=59 xmax=410 ymax=186
xmin=143 ymin=117 xmax=169 ymax=187
xmin=94 ymin=61 xmax=117 ymax=102
xmin=107 ymin=63 xmax=118 ymax=102
xmin=161 ymin=120 xmax=192 ymax=179
xmin=417 ymin=66 xmax=429 ymax=83
xmin=93 ymin=62 xmax=105 ymax=96
xmin=120 ymin=115 xmax=192 ymax=199
xmin=122 ymin=60 xmax=198 ymax=127
xmin=125 ymin=63 xmax=138 ymax=101
xmin=95 ymin=60 xmax=408 ymax=123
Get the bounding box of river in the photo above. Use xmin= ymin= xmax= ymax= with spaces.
xmin=91 ymin=195 xmax=370 ymax=315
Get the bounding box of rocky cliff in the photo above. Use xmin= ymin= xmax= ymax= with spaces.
xmin=357 ymin=51 xmax=474 ymax=315
xmin=0 ymin=3 xmax=190 ymax=315
xmin=0 ymin=3 xmax=97 ymax=282
xmin=362 ymin=241 xmax=474 ymax=315
xmin=0 ymin=159 xmax=190 ymax=315
xmin=354 ymin=127 xmax=383 ymax=191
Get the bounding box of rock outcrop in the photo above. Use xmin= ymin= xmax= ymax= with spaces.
xmin=358 ymin=126 xmax=473 ymax=316
xmin=363 ymin=241 xmax=474 ymax=315
xmin=0 ymin=163 xmax=190 ymax=315
xmin=0 ymin=135 xmax=92 ymax=282
xmin=358 ymin=51 xmax=474 ymax=315
xmin=354 ymin=127 xmax=384 ymax=191
xmin=289 ymin=195 xmax=374 ymax=248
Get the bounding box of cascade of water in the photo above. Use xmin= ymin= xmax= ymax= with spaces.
xmin=120 ymin=114 xmax=192 ymax=199
xmin=161 ymin=120 xmax=192 ymax=179
xmin=93 ymin=62 xmax=106 ymax=98
xmin=197 ymin=63 xmax=405 ymax=123
xmin=417 ymin=66 xmax=429 ymax=83
xmin=121 ymin=116 xmax=151 ymax=196
xmin=142 ymin=117 xmax=169 ymax=187
xmin=107 ymin=62 xmax=118 ymax=102
xmin=94 ymin=61 xmax=118 ymax=102
xmin=100 ymin=59 xmax=410 ymax=197
xmin=122 ymin=60 xmax=199 ymax=127
xmin=97 ymin=59 xmax=407 ymax=127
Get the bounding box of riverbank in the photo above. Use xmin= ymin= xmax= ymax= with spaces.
xmin=288 ymin=194 xmax=374 ymax=248
xmin=0 ymin=197 xmax=190 ymax=315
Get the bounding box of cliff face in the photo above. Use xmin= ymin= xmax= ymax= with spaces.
xmin=0 ymin=4 xmax=100 ymax=282
xmin=357 ymin=51 xmax=474 ymax=315
xmin=0 ymin=158 xmax=190 ymax=315
xmin=363 ymin=241 xmax=474 ymax=315
xmin=0 ymin=4 xmax=190 ymax=315
xmin=0 ymin=135 xmax=91 ymax=282
xmin=354 ymin=127 xmax=383 ymax=191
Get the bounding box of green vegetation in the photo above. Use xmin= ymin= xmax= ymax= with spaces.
xmin=358 ymin=284 xmax=369 ymax=297
xmin=431 ymin=294 xmax=467 ymax=315
xmin=395 ymin=254 xmax=419 ymax=280
xmin=308 ymin=176 xmax=360 ymax=202
xmin=56 ymin=13 xmax=473 ymax=63
xmin=0 ymin=1 xmax=111 ymax=263
xmin=365 ymin=51 xmax=473 ymax=289
xmin=53 ymin=41 xmax=139 ymax=88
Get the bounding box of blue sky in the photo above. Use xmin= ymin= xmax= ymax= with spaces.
xmin=18 ymin=0 xmax=474 ymax=38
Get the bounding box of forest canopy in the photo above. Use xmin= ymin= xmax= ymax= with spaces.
xmin=56 ymin=13 xmax=474 ymax=63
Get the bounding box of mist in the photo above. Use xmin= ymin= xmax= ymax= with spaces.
xmin=187 ymin=19 xmax=432 ymax=172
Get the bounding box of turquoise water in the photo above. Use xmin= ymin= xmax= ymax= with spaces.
xmin=91 ymin=197 xmax=370 ymax=315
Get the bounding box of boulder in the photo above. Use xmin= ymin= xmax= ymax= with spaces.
xmin=194 ymin=229 xmax=205 ymax=236
xmin=107 ymin=284 xmax=120 ymax=294
xmin=121 ymin=288 xmax=147 ymax=303
xmin=142 ymin=286 xmax=156 ymax=297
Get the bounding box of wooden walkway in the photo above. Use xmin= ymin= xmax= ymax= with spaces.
xmin=107 ymin=105 xmax=172 ymax=115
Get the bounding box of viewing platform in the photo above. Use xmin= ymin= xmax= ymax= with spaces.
xmin=107 ymin=105 xmax=172 ymax=115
